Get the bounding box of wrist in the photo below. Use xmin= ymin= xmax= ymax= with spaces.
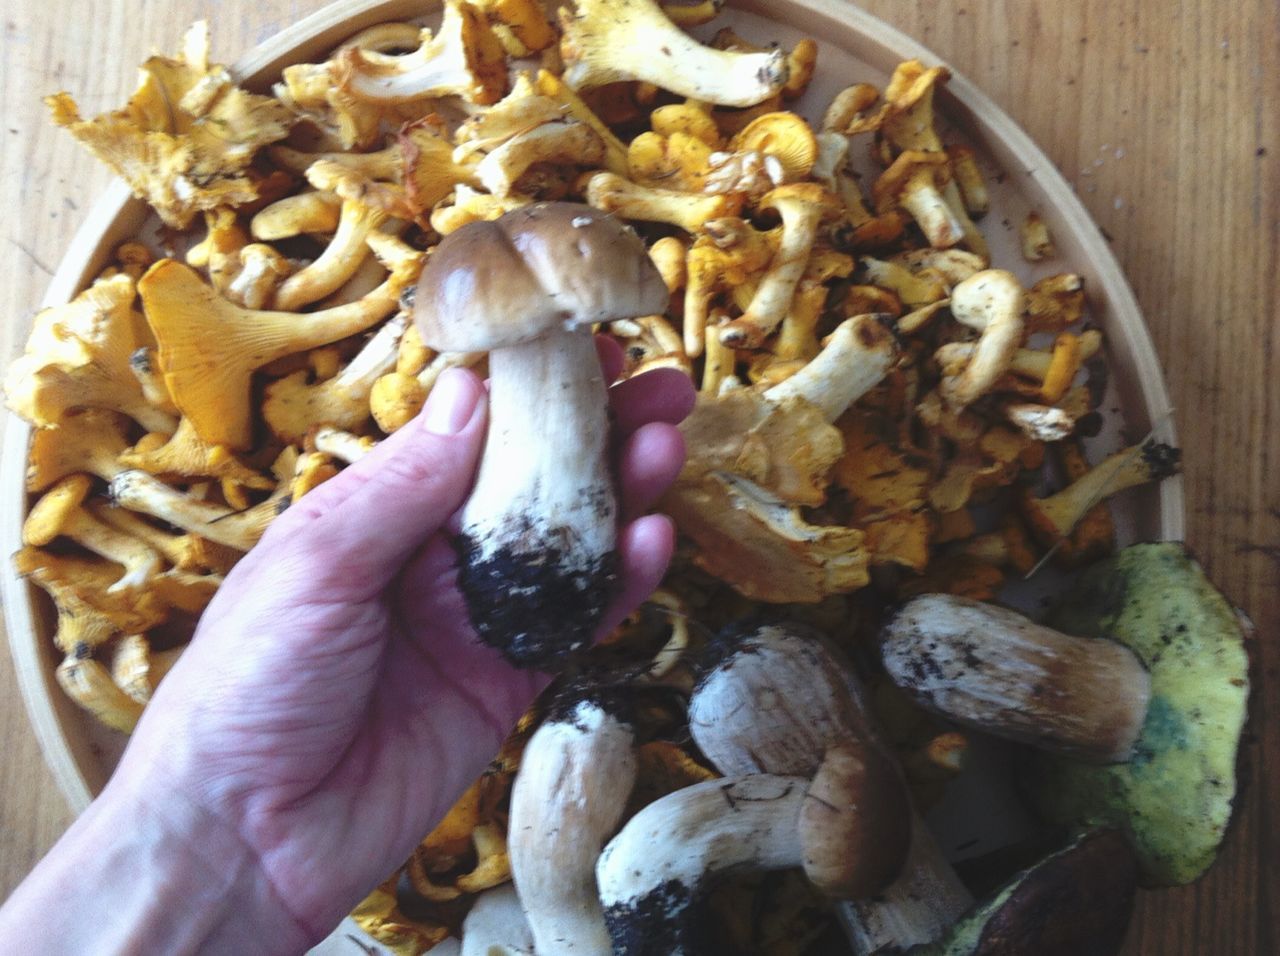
xmin=0 ymin=773 xmax=314 ymax=955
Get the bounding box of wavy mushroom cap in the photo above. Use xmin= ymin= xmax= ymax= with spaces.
xmin=414 ymin=201 xmax=668 ymax=352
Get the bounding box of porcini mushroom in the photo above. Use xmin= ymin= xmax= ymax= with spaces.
xmin=915 ymin=830 xmax=1138 ymax=956
xmin=413 ymin=202 xmax=667 ymax=666
xmin=688 ymin=623 xmax=971 ymax=952
xmin=596 ymin=764 xmax=836 ymax=954
xmin=508 ymin=696 xmax=638 ymax=952
xmin=460 ymin=884 xmax=535 ymax=956
xmin=1028 ymin=543 xmax=1250 ymax=886
xmin=881 ymin=593 xmax=1154 ymax=763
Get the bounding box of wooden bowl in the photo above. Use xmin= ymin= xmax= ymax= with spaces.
xmin=3 ymin=0 xmax=1182 ymax=874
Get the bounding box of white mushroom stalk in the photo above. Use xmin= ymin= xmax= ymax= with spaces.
xmin=840 ymin=816 xmax=975 ymax=954
xmin=881 ymin=594 xmax=1154 ymax=763
xmin=596 ymin=772 xmax=809 ymax=954
xmin=763 ymin=314 xmax=899 ymax=422
xmin=509 ymin=699 xmax=638 ymax=953
xmin=414 ymin=203 xmax=667 ymax=667
xmin=939 ymin=269 xmax=1026 ymax=408
xmin=688 ymin=624 xmax=873 ymax=777
xmin=460 ymin=884 xmax=535 ymax=956
xmin=559 ymin=0 xmax=788 ymax=108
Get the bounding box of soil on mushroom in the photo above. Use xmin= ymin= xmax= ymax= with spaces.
xmin=456 ymin=527 xmax=618 ymax=668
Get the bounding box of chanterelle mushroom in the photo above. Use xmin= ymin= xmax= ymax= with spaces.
xmin=559 ymin=0 xmax=788 ymax=108
xmin=939 ymin=268 xmax=1025 ymax=408
xmin=414 ymin=202 xmax=667 ymax=667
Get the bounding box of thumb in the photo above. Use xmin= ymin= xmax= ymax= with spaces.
xmin=255 ymin=368 xmax=488 ymax=598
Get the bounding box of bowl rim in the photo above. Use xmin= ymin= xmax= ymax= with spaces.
xmin=2 ymin=0 xmax=1184 ymax=816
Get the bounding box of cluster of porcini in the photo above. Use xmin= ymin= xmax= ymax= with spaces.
xmin=5 ymin=1 xmax=1228 ymax=953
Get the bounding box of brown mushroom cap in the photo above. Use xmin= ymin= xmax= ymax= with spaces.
xmin=800 ymin=738 xmax=912 ymax=898
xmin=414 ymin=202 xmax=668 ymax=352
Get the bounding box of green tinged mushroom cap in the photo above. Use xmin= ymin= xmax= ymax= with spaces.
xmin=1027 ymin=543 xmax=1250 ymax=886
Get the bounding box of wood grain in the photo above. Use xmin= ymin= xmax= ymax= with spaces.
xmin=0 ymin=1 xmax=1274 ymax=953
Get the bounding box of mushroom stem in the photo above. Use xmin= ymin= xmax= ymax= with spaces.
xmin=940 ymin=269 xmax=1025 ymax=409
xmin=457 ymin=329 xmax=616 ymax=665
xmin=509 ymin=699 xmax=637 ymax=953
xmin=559 ymin=0 xmax=788 ymax=108
xmin=763 ymin=314 xmax=899 ymax=422
xmin=596 ymin=773 xmax=809 ymax=955
xmin=688 ymin=624 xmax=961 ymax=950
xmin=881 ymin=593 xmax=1154 ymax=763
xmin=1027 ymin=439 xmax=1181 ymax=539
xmin=839 ymin=813 xmax=974 ymax=953
xmin=109 ymin=469 xmax=289 ymax=552
xmin=460 ymin=884 xmax=535 ymax=956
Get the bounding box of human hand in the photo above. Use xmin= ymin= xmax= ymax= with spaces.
xmin=108 ymin=340 xmax=693 ymax=945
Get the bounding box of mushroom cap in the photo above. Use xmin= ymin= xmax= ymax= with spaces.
xmin=414 ymin=202 xmax=667 ymax=352
xmin=932 ymin=830 xmax=1137 ymax=956
xmin=799 ymin=738 xmax=911 ymax=898
xmin=1026 ymin=543 xmax=1251 ymax=886
xmin=24 ymin=474 xmax=93 ymax=544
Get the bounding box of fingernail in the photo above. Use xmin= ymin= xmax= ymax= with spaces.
xmin=422 ymin=368 xmax=479 ymax=435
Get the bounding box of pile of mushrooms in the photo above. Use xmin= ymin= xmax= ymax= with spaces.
xmin=469 ymin=621 xmax=1162 ymax=955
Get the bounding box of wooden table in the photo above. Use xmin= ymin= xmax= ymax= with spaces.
xmin=1 ymin=1 xmax=1275 ymax=951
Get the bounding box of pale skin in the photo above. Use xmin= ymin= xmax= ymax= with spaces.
xmin=0 ymin=342 xmax=694 ymax=954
